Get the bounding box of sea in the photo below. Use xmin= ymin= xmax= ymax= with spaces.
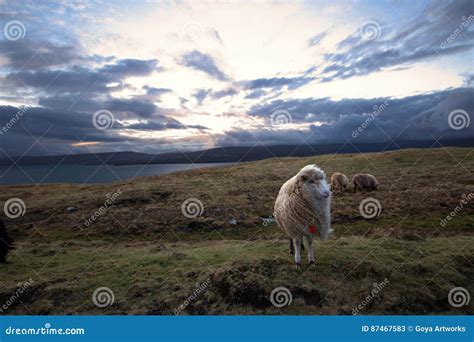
xmin=0 ymin=163 xmax=234 ymax=185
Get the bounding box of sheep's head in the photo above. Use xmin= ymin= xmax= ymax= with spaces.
xmin=297 ymin=165 xmax=331 ymax=200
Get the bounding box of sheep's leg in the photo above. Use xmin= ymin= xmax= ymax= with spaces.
xmin=293 ymin=237 xmax=302 ymax=269
xmin=289 ymin=239 xmax=294 ymax=255
xmin=305 ymin=235 xmax=315 ymax=266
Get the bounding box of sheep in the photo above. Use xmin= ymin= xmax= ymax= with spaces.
xmin=352 ymin=173 xmax=379 ymax=192
xmin=330 ymin=172 xmax=349 ymax=193
xmin=274 ymin=165 xmax=332 ymax=268
xmin=0 ymin=219 xmax=14 ymax=264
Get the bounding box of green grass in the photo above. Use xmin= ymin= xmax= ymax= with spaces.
xmin=0 ymin=147 xmax=473 ymax=314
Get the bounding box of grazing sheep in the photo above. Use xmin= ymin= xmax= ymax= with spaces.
xmin=274 ymin=165 xmax=332 ymax=268
xmin=330 ymin=172 xmax=349 ymax=193
xmin=0 ymin=219 xmax=14 ymax=264
xmin=352 ymin=173 xmax=379 ymax=192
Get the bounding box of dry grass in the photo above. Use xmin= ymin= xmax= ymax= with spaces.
xmin=0 ymin=147 xmax=473 ymax=314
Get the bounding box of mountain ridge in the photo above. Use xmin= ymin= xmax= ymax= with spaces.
xmin=1 ymin=138 xmax=473 ymax=166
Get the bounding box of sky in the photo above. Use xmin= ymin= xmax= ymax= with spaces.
xmin=0 ymin=0 xmax=473 ymax=158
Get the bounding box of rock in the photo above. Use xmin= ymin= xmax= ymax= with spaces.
xmin=66 ymin=207 xmax=77 ymax=213
xmin=228 ymin=218 xmax=238 ymax=225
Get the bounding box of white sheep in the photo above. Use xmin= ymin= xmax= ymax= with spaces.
xmin=274 ymin=165 xmax=332 ymax=268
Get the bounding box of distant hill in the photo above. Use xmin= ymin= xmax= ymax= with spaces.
xmin=1 ymin=138 xmax=473 ymax=166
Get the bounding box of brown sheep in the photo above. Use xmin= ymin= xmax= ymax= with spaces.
xmin=330 ymin=172 xmax=349 ymax=193
xmin=352 ymin=173 xmax=379 ymax=192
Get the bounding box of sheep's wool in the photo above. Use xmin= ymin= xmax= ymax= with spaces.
xmin=274 ymin=165 xmax=331 ymax=240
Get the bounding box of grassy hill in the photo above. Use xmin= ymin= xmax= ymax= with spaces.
xmin=1 ymin=147 xmax=473 ymax=314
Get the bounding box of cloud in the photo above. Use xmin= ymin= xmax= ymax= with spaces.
xmin=100 ymin=59 xmax=161 ymax=77
xmin=6 ymin=57 xmax=160 ymax=97
xmin=243 ymin=76 xmax=315 ymax=90
xmin=0 ymin=40 xmax=84 ymax=70
xmin=106 ymin=98 xmax=158 ymax=118
xmin=0 ymin=104 xmax=200 ymax=157
xmin=143 ymin=86 xmax=172 ymax=96
xmin=245 ymin=89 xmax=267 ymax=99
xmin=319 ymin=0 xmax=474 ymax=81
xmin=181 ymin=50 xmax=228 ymax=81
xmin=211 ymin=88 xmax=238 ymax=99
xmin=192 ymin=89 xmax=212 ymax=105
xmin=221 ymin=87 xmax=474 ymax=146
xmin=463 ymin=73 xmax=474 ymax=86
xmin=308 ymin=32 xmax=327 ymax=47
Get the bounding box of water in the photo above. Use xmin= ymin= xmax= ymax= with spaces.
xmin=0 ymin=163 xmax=234 ymax=185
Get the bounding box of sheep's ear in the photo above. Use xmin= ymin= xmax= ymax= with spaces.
xmin=300 ymin=175 xmax=308 ymax=182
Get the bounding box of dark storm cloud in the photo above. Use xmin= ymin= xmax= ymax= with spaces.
xmin=125 ymin=117 xmax=208 ymax=131
xmin=248 ymin=89 xmax=469 ymax=124
xmin=4 ymin=57 xmax=164 ymax=119
xmin=0 ymin=104 xmax=202 ymax=158
xmin=0 ymin=105 xmax=122 ymax=144
xmin=7 ymin=58 xmax=160 ymax=94
xmin=99 ymin=59 xmax=161 ymax=77
xmin=181 ymin=50 xmax=228 ymax=81
xmin=218 ymin=87 xmax=474 ymax=146
xmin=106 ymin=99 xmax=157 ymax=118
xmin=8 ymin=66 xmax=113 ymax=93
xmin=319 ymin=0 xmax=474 ymax=81
xmin=0 ymin=40 xmax=83 ymax=70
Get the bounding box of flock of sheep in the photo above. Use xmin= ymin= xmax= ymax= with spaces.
xmin=274 ymin=165 xmax=379 ymax=269
xmin=0 ymin=165 xmax=379 ymax=268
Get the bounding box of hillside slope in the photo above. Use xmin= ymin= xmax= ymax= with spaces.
xmin=0 ymin=147 xmax=473 ymax=314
